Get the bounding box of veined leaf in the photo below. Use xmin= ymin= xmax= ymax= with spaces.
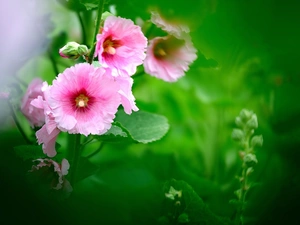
xmin=115 ymin=110 xmax=170 ymax=144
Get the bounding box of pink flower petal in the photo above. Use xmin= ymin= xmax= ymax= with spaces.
xmin=95 ymin=15 xmax=147 ymax=76
xmin=36 ymin=124 xmax=60 ymax=157
xmin=20 ymin=78 xmax=45 ymax=127
xmin=144 ymin=35 xmax=197 ymax=82
xmin=47 ymin=63 xmax=121 ymax=136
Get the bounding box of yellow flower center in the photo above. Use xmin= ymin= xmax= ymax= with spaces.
xmin=155 ymin=48 xmax=167 ymax=57
xmin=103 ymin=37 xmax=122 ymax=55
xmin=75 ymin=94 xmax=89 ymax=108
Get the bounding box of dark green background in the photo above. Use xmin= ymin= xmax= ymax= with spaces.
xmin=1 ymin=0 xmax=299 ymax=224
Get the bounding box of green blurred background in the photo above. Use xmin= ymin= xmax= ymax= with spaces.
xmin=1 ymin=0 xmax=299 ymax=224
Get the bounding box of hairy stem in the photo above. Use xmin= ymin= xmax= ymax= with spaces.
xmin=76 ymin=11 xmax=87 ymax=45
xmin=87 ymin=0 xmax=105 ymax=64
xmin=68 ymin=134 xmax=82 ymax=185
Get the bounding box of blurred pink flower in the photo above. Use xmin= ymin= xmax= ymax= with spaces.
xmin=46 ymin=63 xmax=121 ymax=136
xmin=30 ymin=158 xmax=72 ymax=192
xmin=0 ymin=91 xmax=10 ymax=99
xmin=95 ymin=15 xmax=147 ymax=76
xmin=144 ymin=35 xmax=197 ymax=82
xmin=21 ymin=78 xmax=45 ymax=128
xmin=150 ymin=11 xmax=190 ymax=38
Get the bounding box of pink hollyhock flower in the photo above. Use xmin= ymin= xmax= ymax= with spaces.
xmin=95 ymin=15 xmax=147 ymax=76
xmin=144 ymin=35 xmax=197 ymax=82
xmin=31 ymin=84 xmax=60 ymax=158
xmin=21 ymin=78 xmax=45 ymax=128
xmin=29 ymin=158 xmax=72 ymax=192
xmin=46 ymin=63 xmax=121 ymax=136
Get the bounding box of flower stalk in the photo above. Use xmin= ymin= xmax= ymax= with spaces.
xmin=231 ymin=109 xmax=263 ymax=225
xmin=88 ymin=0 xmax=105 ymax=64
xmin=68 ymin=134 xmax=82 ymax=186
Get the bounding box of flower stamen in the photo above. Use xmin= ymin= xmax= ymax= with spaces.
xmin=75 ymin=94 xmax=89 ymax=108
xmin=155 ymin=48 xmax=167 ymax=58
xmin=103 ymin=37 xmax=122 ymax=55
xmin=105 ymin=46 xmax=116 ymax=55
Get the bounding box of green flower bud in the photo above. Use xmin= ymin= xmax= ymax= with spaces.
xmin=165 ymin=186 xmax=182 ymax=200
xmin=59 ymin=42 xmax=81 ymax=59
xmin=246 ymin=167 xmax=254 ymax=176
xmin=77 ymin=45 xmax=89 ymax=56
xmin=234 ymin=189 xmax=242 ymax=199
xmin=178 ymin=213 xmax=189 ymax=223
xmin=235 ymin=116 xmax=244 ymax=127
xmin=243 ymin=153 xmax=258 ymax=167
xmin=239 ymin=109 xmax=254 ymax=122
xmin=251 ymin=135 xmax=263 ymax=148
xmin=246 ymin=114 xmax=258 ymax=130
xmin=232 ymin=129 xmax=244 ymax=142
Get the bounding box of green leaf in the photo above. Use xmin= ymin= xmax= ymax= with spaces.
xmin=14 ymin=145 xmax=45 ymax=161
xmin=80 ymin=0 xmax=99 ymax=10
xmin=95 ymin=124 xmax=134 ymax=144
xmin=162 ymin=179 xmax=233 ymax=225
xmin=115 ymin=110 xmax=170 ymax=144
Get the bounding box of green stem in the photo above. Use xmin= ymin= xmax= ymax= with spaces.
xmin=68 ymin=134 xmax=82 ymax=185
xmin=81 ymin=135 xmax=95 ymax=147
xmin=86 ymin=141 xmax=104 ymax=158
xmin=235 ymin=166 xmax=248 ymax=225
xmin=235 ymin=129 xmax=252 ymax=225
xmin=87 ymin=0 xmax=105 ymax=64
xmin=76 ymin=11 xmax=87 ymax=45
xmin=7 ymin=100 xmax=32 ymax=145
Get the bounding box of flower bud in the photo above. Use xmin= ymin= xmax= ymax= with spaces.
xmin=243 ymin=153 xmax=258 ymax=167
xmin=251 ymin=135 xmax=263 ymax=148
xmin=246 ymin=167 xmax=254 ymax=176
xmin=165 ymin=186 xmax=182 ymax=200
xmin=59 ymin=42 xmax=82 ymax=59
xmin=235 ymin=116 xmax=244 ymax=127
xmin=232 ymin=128 xmax=244 ymax=142
xmin=238 ymin=151 xmax=246 ymax=160
xmin=246 ymin=114 xmax=258 ymax=130
xmin=77 ymin=44 xmax=89 ymax=56
xmin=234 ymin=189 xmax=242 ymax=199
xmin=239 ymin=109 xmax=253 ymax=122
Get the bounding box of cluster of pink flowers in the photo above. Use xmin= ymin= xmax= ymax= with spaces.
xmin=20 ymin=15 xmax=147 ymax=191
xmin=20 ymin=12 xmax=197 ymax=191
xmin=21 ymin=16 xmax=147 ymax=158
